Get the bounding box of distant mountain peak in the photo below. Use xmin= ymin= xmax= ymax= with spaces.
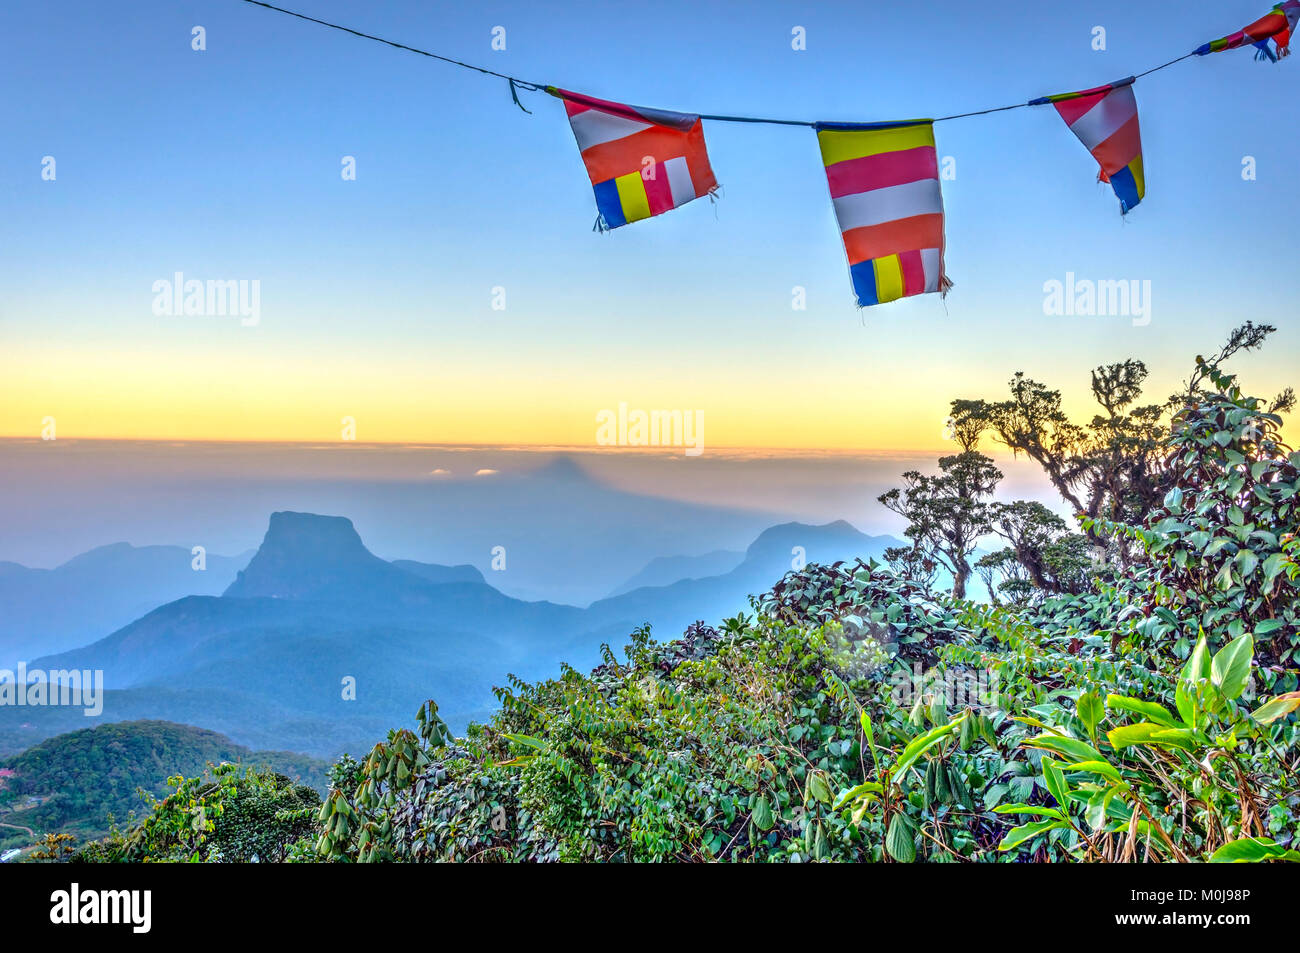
xmin=222 ymin=512 xmax=394 ymax=601
xmin=747 ymin=519 xmax=863 ymax=550
xmin=529 ymin=455 xmax=595 ymax=483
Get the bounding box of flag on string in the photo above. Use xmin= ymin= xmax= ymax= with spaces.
xmin=1195 ymin=1 xmax=1300 ymax=61
xmin=814 ymin=120 xmax=949 ymax=308
xmin=1033 ymin=80 xmax=1145 ymax=215
xmin=549 ymin=88 xmax=718 ymax=229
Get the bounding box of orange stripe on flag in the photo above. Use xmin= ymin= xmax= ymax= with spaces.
xmin=580 ymin=124 xmax=711 ymax=188
xmin=841 ymin=214 xmax=945 ymax=266
xmin=1091 ymin=114 xmax=1142 ymax=180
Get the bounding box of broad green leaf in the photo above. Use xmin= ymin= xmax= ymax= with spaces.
xmin=502 ymin=733 xmax=547 ymax=751
xmin=833 ymin=781 xmax=883 ymax=810
xmin=1105 ymin=694 xmax=1178 ymax=727
xmin=1210 ymin=837 xmax=1300 ymax=863
xmin=1251 ymin=691 xmax=1300 ymax=725
xmin=1077 ymin=691 xmax=1104 ymax=739
xmin=860 ymin=709 xmax=876 ymax=761
xmin=1022 ymin=732 xmax=1102 ymax=764
xmin=993 ymin=803 xmax=1064 ymax=820
xmin=751 ymin=795 xmax=774 ymax=832
xmin=893 ymin=711 xmax=968 ymax=778
xmin=1041 ymin=758 xmax=1069 ymax=810
xmin=1107 ymin=723 xmax=1198 ymax=753
xmin=1211 ymin=634 xmax=1254 ymax=701
xmin=1064 ymin=760 xmax=1122 ymax=783
xmin=1175 ymin=677 xmax=1195 ymax=728
xmin=885 ymin=813 xmax=916 ymax=863
xmin=804 ymin=770 xmax=833 ymax=806
xmin=997 ymin=819 xmax=1068 ymax=852
xmin=1183 ymin=635 xmax=1211 ymax=683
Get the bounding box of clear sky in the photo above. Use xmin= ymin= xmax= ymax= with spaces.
xmin=1 ymin=0 xmax=1296 ymax=450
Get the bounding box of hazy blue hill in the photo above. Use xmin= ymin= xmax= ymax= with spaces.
xmin=608 ymin=549 xmax=744 ymax=596
xmin=0 ymin=720 xmax=327 ymax=846
xmin=391 ymin=560 xmax=484 ymax=585
xmin=0 ymin=543 xmax=251 ymax=664
xmin=586 ymin=520 xmax=899 ymax=637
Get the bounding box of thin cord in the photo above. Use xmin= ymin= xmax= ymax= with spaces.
xmin=933 ymin=102 xmax=1033 ymax=124
xmin=698 ymin=113 xmax=814 ymax=127
xmin=238 ymin=0 xmax=546 ymax=90
xmin=1135 ymin=52 xmax=1196 ymax=79
xmin=238 ymin=0 xmax=1204 ymax=126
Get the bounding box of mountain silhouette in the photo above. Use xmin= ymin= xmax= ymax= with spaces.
xmin=0 ymin=543 xmax=251 ymax=664
xmin=224 ymin=512 xmax=427 ymax=602
xmin=587 ymin=520 xmax=897 ymax=636
xmin=608 ymin=549 xmax=743 ymax=596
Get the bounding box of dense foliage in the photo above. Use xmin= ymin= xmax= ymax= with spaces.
xmin=68 ymin=765 xmax=322 ymax=863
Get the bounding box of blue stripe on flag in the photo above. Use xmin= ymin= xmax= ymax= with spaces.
xmin=849 ymin=259 xmax=879 ymax=306
xmin=1109 ymin=165 xmax=1141 ymax=214
xmin=592 ymin=179 xmax=627 ymax=228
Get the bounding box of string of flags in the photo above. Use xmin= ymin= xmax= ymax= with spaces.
xmin=242 ymin=0 xmax=1300 ymax=308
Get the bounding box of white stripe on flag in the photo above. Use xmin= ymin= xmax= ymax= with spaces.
xmin=664 ymin=156 xmax=696 ymax=207
xmin=1067 ymin=86 xmax=1137 ymax=150
xmin=921 ymin=247 xmax=941 ymax=294
xmin=831 ymin=178 xmax=942 ymax=232
xmin=568 ymin=108 xmax=652 ymax=151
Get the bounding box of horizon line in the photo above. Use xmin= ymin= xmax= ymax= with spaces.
xmin=0 ymin=434 xmax=960 ymax=456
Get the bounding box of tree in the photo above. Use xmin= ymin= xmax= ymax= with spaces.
xmin=951 ymin=323 xmax=1286 ymax=560
xmin=884 ymin=543 xmax=939 ymax=589
xmin=985 ymin=501 xmax=1093 ymax=597
xmin=878 ymin=451 xmax=1002 ymax=600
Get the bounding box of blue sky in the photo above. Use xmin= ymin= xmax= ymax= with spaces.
xmin=1 ymin=0 xmax=1295 ymax=449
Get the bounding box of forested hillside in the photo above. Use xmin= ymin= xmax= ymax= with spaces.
xmin=0 ymin=721 xmax=326 ymax=849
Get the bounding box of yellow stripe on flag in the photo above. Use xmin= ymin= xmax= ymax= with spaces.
xmin=615 ymin=171 xmax=652 ymax=223
xmin=872 ymin=254 xmax=905 ymax=303
xmin=1128 ymin=155 xmax=1145 ymax=200
xmin=817 ymin=123 xmax=935 ymax=167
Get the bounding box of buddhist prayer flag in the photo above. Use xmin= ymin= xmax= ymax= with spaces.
xmin=814 ymin=120 xmax=949 ymax=308
xmin=1033 ymin=80 xmax=1145 ymax=215
xmin=551 ymin=87 xmax=718 ymax=229
xmin=1195 ymin=1 xmax=1300 ymax=61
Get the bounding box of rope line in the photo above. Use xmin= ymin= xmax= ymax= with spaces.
xmin=238 ymin=0 xmax=1205 ymax=126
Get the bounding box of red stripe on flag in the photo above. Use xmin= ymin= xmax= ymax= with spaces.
xmin=825 ymin=147 xmax=938 ymax=199
xmin=1053 ymin=88 xmax=1110 ymax=127
xmin=899 ymin=249 xmax=926 ymax=297
xmin=642 ymin=164 xmax=674 ymax=215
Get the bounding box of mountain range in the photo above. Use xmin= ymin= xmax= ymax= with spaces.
xmin=0 ymin=543 xmax=251 ymax=664
xmin=1 ymin=511 xmax=900 ymax=759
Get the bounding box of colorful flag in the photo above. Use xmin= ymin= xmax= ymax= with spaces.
xmin=814 ymin=120 xmax=949 ymax=308
xmin=1033 ymin=80 xmax=1145 ymax=215
xmin=1195 ymin=2 xmax=1300 ymax=61
xmin=550 ymin=88 xmax=718 ymax=229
